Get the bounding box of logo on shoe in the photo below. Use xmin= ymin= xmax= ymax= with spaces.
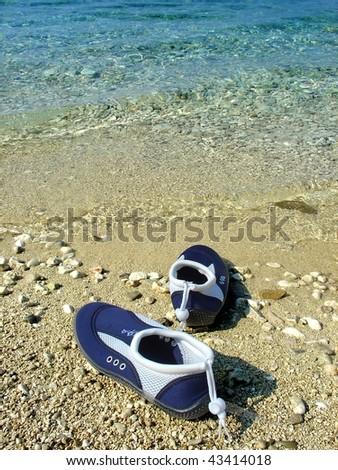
xmin=219 ymin=275 xmax=227 ymax=285
xmin=121 ymin=328 xmax=138 ymax=337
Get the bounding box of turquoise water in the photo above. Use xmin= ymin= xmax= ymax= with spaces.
xmin=1 ymin=0 xmax=337 ymax=111
xmin=0 ymin=0 xmax=337 ymax=141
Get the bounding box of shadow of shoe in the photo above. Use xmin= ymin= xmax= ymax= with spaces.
xmin=212 ymin=352 xmax=276 ymax=438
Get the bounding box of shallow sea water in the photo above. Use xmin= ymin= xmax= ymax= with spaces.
xmin=1 ymin=0 xmax=338 ymax=228
xmin=1 ymin=0 xmax=337 ymax=127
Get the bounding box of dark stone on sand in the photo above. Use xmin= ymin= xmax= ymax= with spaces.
xmin=258 ymin=289 xmax=286 ymax=300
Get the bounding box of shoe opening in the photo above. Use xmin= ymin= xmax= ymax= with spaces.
xmin=177 ymin=266 xmax=208 ymax=285
xmin=138 ymin=335 xmax=184 ymax=365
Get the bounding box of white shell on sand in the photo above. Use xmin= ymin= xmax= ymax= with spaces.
xmin=301 ymin=317 xmax=322 ymax=331
xmin=282 ymin=327 xmax=304 ymax=339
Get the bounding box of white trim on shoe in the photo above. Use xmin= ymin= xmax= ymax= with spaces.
xmin=130 ymin=328 xmax=214 ymax=373
xmin=169 ymin=259 xmax=224 ymax=330
xmin=169 ymin=259 xmax=216 ymax=292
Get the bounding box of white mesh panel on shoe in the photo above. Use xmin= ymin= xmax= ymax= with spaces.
xmin=98 ymin=332 xmax=183 ymax=399
xmin=178 ymin=339 xmax=206 ymax=365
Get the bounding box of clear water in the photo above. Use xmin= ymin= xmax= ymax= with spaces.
xmin=1 ymin=0 xmax=337 ymax=119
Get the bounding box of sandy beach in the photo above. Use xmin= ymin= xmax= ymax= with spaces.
xmin=1 ymin=126 xmax=338 ymax=451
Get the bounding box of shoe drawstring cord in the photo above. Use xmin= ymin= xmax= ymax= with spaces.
xmin=176 ymin=281 xmax=193 ymax=331
xmin=205 ymin=359 xmax=232 ymax=441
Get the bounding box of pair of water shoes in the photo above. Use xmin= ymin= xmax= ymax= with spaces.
xmin=74 ymin=245 xmax=231 ymax=439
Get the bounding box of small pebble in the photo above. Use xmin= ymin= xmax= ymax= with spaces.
xmin=266 ymin=262 xmax=281 ymax=268
xmin=67 ymin=258 xmax=83 ymax=267
xmin=121 ymin=408 xmax=133 ymax=419
xmin=0 ymin=286 xmax=10 ymax=296
xmin=278 ymin=280 xmax=299 ymax=288
xmin=58 ymin=265 xmax=73 ymax=274
xmin=258 ymin=289 xmax=286 ymax=300
xmin=63 ymin=304 xmax=74 ymax=314
xmin=144 ymin=296 xmax=156 ymax=305
xmin=13 ymin=240 xmax=25 ymax=253
xmin=301 ymin=274 xmax=314 ymax=284
xmin=288 ymin=413 xmax=304 ymax=425
xmin=313 ymin=281 xmax=328 ymax=291
xmin=310 ymin=271 xmax=321 ymax=279
xmin=187 ymin=437 xmax=203 ymax=446
xmin=46 ymin=257 xmax=62 ymax=267
xmin=60 ymin=246 xmax=74 ymax=255
xmin=323 ymin=364 xmax=338 ymax=376
xmin=312 ymin=290 xmax=323 ymax=300
xmin=127 ymin=291 xmax=142 ymax=301
xmin=152 ymin=281 xmax=170 ymax=293
xmin=18 ymin=384 xmax=29 ymax=395
xmin=290 ymin=396 xmax=306 ymax=415
xmin=114 ymin=422 xmax=127 ymax=436
xmin=283 ymin=271 xmax=298 ymax=280
xmin=88 ymin=266 xmax=104 ymax=275
xmin=26 ymin=258 xmax=41 ymax=268
xmin=256 ymin=439 xmax=268 ymax=450
xmin=129 ymin=271 xmax=148 ymax=281
xmin=43 ymin=352 xmax=54 ymax=363
xmin=301 ymin=317 xmax=322 ymax=331
xmin=0 ymin=256 xmax=10 ymax=271
xmin=148 ymin=272 xmax=162 ymax=280
xmin=324 ymin=300 xmax=338 ymax=309
xmin=35 ymin=283 xmax=50 ymax=294
xmin=247 ymin=299 xmax=263 ymax=310
xmin=282 ymin=327 xmax=304 ymax=339
xmin=261 ymin=322 xmax=275 ymax=332
xmin=69 ymin=270 xmax=86 ymax=279
xmin=278 ymin=440 xmax=298 ymax=450
xmin=18 ymin=294 xmax=29 ymax=304
xmin=321 ymin=305 xmax=333 ymax=313
xmin=47 ymin=282 xmax=62 ymax=291
xmin=125 ymin=279 xmax=140 ymax=288
xmin=315 ymin=401 xmax=328 ymax=410
xmin=246 ymin=307 xmax=266 ymax=323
